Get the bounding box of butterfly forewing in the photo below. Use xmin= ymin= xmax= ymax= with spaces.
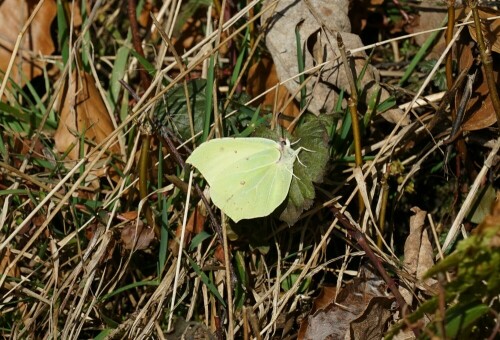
xmin=187 ymin=138 xmax=278 ymax=179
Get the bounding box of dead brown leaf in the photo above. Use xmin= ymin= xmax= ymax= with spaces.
xmin=120 ymin=219 xmax=155 ymax=250
xmin=456 ymin=35 xmax=498 ymax=131
xmin=349 ymin=0 xmax=387 ymax=35
xmin=0 ymin=248 xmax=20 ymax=288
xmin=54 ymin=70 xmax=120 ymax=174
xmin=400 ymin=207 xmax=436 ymax=305
xmin=461 ymin=75 xmax=499 ymax=131
xmin=120 ymin=210 xmax=139 ymax=221
xmin=299 ymin=266 xmax=393 ymax=340
xmin=311 ymin=285 xmax=337 ymax=312
xmin=0 ymin=248 xmax=26 ymax=325
xmin=172 ymin=13 xmax=206 ymax=54
xmin=138 ymin=0 xmax=154 ymax=29
xmin=261 ymin=0 xmax=406 ymax=124
xmin=214 ymin=245 xmax=226 ymax=264
xmin=467 ymin=6 xmax=500 ymax=55
xmin=0 ymin=0 xmax=56 ymax=90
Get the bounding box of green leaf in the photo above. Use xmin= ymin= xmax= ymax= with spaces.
xmin=203 ymin=56 xmax=215 ymax=142
xmin=56 ymin=0 xmax=70 ymax=64
xmin=398 ymin=16 xmax=446 ymax=86
xmin=154 ymin=79 xmax=207 ymax=140
xmin=281 ymin=272 xmax=311 ymax=293
xmin=444 ymin=303 xmax=490 ymax=339
xmin=377 ymin=95 xmax=396 ymax=113
xmin=129 ymin=49 xmax=157 ymax=77
xmin=108 ymin=45 xmax=130 ymax=112
xmin=230 ymin=27 xmax=249 ymax=88
xmin=255 ymin=114 xmax=331 ymax=225
xmin=186 ymin=256 xmax=226 ymax=308
xmin=189 ymin=231 xmax=211 ymax=251
xmin=234 ymin=251 xmax=249 ymax=309
xmin=93 ymin=329 xmax=114 ymax=339
xmin=100 ymin=280 xmax=160 ymax=301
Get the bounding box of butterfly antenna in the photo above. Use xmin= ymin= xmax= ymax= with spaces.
xmin=295 ymin=146 xmax=314 ymax=167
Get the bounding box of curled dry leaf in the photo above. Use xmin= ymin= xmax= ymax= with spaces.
xmin=261 ymin=0 xmax=406 ymax=124
xmin=0 ymin=0 xmax=56 ymax=90
xmin=467 ymin=6 xmax=500 ymax=55
xmin=299 ymin=266 xmax=394 ymax=340
xmin=120 ymin=219 xmax=155 ymax=250
xmin=54 ymin=70 xmax=120 ymax=176
xmin=457 ymin=35 xmax=499 ymax=131
xmin=461 ymin=84 xmax=498 ymax=131
xmin=399 ymin=207 xmax=436 ymax=306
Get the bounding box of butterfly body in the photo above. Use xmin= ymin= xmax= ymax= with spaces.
xmin=186 ymin=137 xmax=300 ymax=222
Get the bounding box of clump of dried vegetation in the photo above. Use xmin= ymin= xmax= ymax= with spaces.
xmin=0 ymin=0 xmax=499 ymax=339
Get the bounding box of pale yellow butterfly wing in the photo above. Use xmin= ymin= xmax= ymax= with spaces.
xmin=186 ymin=137 xmax=298 ymax=222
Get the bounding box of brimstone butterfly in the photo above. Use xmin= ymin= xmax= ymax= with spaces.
xmin=186 ymin=137 xmax=302 ymax=222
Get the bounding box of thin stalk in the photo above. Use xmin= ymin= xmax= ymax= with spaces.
xmin=445 ymin=0 xmax=455 ymax=89
xmin=378 ymin=162 xmax=391 ymax=249
xmin=129 ymin=0 xmax=156 ymax=234
xmin=348 ymin=98 xmax=364 ymax=214
xmin=138 ymin=135 xmax=159 ymax=236
xmin=295 ymin=21 xmax=307 ymax=109
xmin=338 ymin=33 xmax=364 ymax=214
xmin=212 ymin=0 xmax=235 ymax=336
